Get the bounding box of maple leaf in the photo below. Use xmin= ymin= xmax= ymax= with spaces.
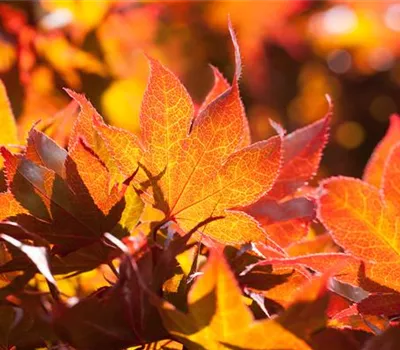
xmin=197 ymin=65 xmax=230 ymax=116
xmin=316 ymin=121 xmax=400 ymax=315
xmin=52 ymin=231 xmax=195 ymax=349
xmin=137 ymin=22 xmax=282 ymax=246
xmin=334 ymin=292 xmax=400 ymax=319
xmin=246 ymin=197 xmax=316 ymax=248
xmin=157 ymin=249 xmax=330 ymax=349
xmin=1 ymin=234 xmax=56 ymax=288
xmin=265 ymin=114 xmax=330 ymax=201
xmin=326 ymin=293 xmax=387 ymax=334
xmin=363 ymin=114 xmax=400 ymax=188
xmin=35 ymin=100 xmax=79 ymax=148
xmin=235 ymin=234 xmax=339 ymax=309
xmin=245 ymin=253 xmax=358 ymax=282
xmin=240 ymin=262 xmax=310 ymax=308
xmin=0 ymin=234 xmax=58 ymax=347
xmin=286 ymin=233 xmax=339 ymax=257
xmin=240 ymin=249 xmax=386 ymax=333
xmin=318 ymin=177 xmax=400 ymax=293
xmin=244 ymin=113 xmax=330 ymax=248
xmin=0 ymin=128 xmax=143 ymax=277
xmin=65 ymin=89 xmax=142 ymax=189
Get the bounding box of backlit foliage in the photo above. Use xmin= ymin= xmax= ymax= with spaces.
xmin=0 ymin=2 xmax=400 ymax=350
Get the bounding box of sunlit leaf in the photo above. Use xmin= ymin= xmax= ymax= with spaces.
xmin=363 ymin=114 xmax=400 ymax=188
xmin=158 ymin=251 xmax=312 ymax=349
xmin=66 ymin=89 xmax=142 ymax=188
xmin=138 ymin=24 xmax=281 ymax=246
xmin=318 ymin=177 xmax=400 ymax=292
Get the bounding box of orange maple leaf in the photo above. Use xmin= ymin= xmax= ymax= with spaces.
xmin=316 ymin=118 xmax=400 ymax=314
xmin=0 ymin=128 xmax=143 ymax=277
xmin=244 ymin=113 xmax=330 ymax=248
xmin=363 ymin=114 xmax=400 ymax=188
xmin=136 ymin=23 xmax=282 ymax=246
xmin=250 ymin=117 xmax=400 ymax=317
xmin=65 ymin=88 xmax=142 ymax=190
xmin=62 ymin=23 xmax=285 ymax=247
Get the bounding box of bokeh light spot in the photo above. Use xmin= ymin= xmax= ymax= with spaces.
xmin=40 ymin=8 xmax=74 ymax=30
xmin=327 ymin=50 xmax=352 ymax=74
xmin=323 ymin=5 xmax=358 ymax=34
xmin=336 ymin=121 xmax=365 ymax=149
xmin=385 ymin=4 xmax=400 ymax=32
xmin=370 ymin=95 xmax=397 ymax=121
xmin=368 ymin=47 xmax=394 ymax=71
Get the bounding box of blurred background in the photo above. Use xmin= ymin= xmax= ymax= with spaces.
xmin=0 ymin=0 xmax=399 ymax=179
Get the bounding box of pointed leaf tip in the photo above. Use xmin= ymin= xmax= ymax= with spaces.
xmin=269 ymin=119 xmax=286 ymax=138
xmin=64 ymin=88 xmax=81 ymax=104
xmin=264 ymin=115 xmax=330 ymax=199
xmin=197 ymin=65 xmax=231 ymax=116
xmin=1 ymin=233 xmax=57 ymax=286
xmin=325 ymin=94 xmax=333 ymax=113
xmin=26 ymin=128 xmax=67 ymax=176
xmin=228 ymin=17 xmax=242 ymax=81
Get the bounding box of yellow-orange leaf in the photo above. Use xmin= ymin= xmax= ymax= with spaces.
xmin=66 ymin=89 xmax=103 ymax=150
xmin=66 ymin=90 xmax=142 ymax=187
xmin=197 ymin=65 xmax=251 ymax=149
xmin=158 ymin=251 xmax=310 ymax=349
xmin=363 ymin=114 xmax=400 ymax=188
xmin=319 ymin=177 xmax=399 ymax=263
xmin=0 ymin=192 xmax=28 ymax=221
xmin=67 ymin=139 xmax=122 ymax=215
xmin=318 ymin=177 xmax=400 ymax=292
xmin=382 ymin=142 xmax=400 ymax=211
xmin=139 ymin=56 xmax=194 ymax=211
xmin=92 ymin=113 xmax=142 ymax=180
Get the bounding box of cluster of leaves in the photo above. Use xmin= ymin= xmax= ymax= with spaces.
xmin=1 ymin=22 xmax=400 ymax=350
